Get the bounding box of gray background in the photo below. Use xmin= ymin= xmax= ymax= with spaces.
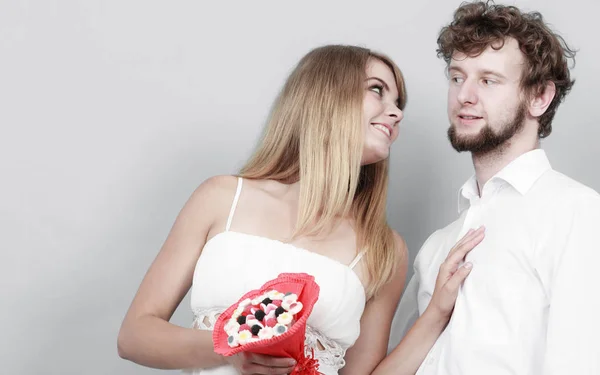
xmin=1 ymin=0 xmax=598 ymax=374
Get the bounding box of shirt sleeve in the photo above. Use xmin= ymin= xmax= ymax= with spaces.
xmin=544 ymin=193 xmax=600 ymax=375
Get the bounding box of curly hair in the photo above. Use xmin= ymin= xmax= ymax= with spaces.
xmin=437 ymin=1 xmax=576 ymax=138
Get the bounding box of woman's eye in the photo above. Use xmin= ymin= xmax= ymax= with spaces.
xmin=370 ymin=85 xmax=384 ymax=95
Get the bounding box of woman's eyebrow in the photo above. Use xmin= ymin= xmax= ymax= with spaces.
xmin=366 ymin=77 xmax=390 ymax=91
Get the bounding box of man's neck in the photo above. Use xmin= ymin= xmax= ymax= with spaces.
xmin=472 ymin=124 xmax=540 ymax=196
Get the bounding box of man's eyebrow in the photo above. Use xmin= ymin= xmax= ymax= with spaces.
xmin=479 ymin=70 xmax=508 ymax=80
xmin=366 ymin=77 xmax=390 ymax=91
xmin=448 ymin=66 xmax=507 ymax=80
xmin=448 ymin=65 xmax=465 ymax=74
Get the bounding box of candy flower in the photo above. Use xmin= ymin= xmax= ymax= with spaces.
xmin=238 ymin=330 xmax=252 ymax=345
xmin=227 ymin=333 xmax=239 ymax=348
xmin=273 ymin=323 xmax=288 ymax=336
xmin=277 ymin=312 xmax=293 ymax=325
xmin=258 ymin=326 xmax=274 ymax=340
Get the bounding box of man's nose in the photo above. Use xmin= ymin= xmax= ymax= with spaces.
xmin=457 ymin=80 xmax=478 ymax=105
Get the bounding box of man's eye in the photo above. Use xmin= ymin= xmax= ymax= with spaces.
xmin=451 ymin=77 xmax=464 ymax=84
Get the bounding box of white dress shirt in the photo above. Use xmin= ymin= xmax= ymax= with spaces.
xmin=412 ymin=149 xmax=600 ymax=375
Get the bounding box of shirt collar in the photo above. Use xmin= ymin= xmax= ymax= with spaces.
xmin=458 ymin=149 xmax=552 ymax=213
xmin=458 ymin=176 xmax=479 ymax=213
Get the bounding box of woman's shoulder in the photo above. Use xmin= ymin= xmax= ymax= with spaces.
xmin=193 ymin=175 xmax=238 ymax=199
xmin=190 ymin=175 xmax=276 ymax=210
xmin=185 ymin=175 xmax=241 ymax=212
xmin=237 ymin=178 xmax=295 ymax=200
xmin=388 ymin=229 xmax=409 ymax=274
xmin=391 ymin=230 xmax=408 ymax=257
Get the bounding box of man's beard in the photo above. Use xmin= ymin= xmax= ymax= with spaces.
xmin=447 ymin=102 xmax=527 ymax=155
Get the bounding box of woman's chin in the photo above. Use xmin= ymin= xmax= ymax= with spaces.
xmin=361 ymin=149 xmax=389 ymax=166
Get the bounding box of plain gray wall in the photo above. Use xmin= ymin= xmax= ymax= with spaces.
xmin=1 ymin=0 xmax=598 ymax=374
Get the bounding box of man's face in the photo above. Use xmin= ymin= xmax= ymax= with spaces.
xmin=446 ymin=37 xmax=528 ymax=154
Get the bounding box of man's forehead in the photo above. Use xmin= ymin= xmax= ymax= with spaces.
xmin=449 ymin=38 xmax=524 ymax=75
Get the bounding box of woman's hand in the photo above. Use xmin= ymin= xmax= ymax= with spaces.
xmin=427 ymin=226 xmax=485 ymax=319
xmin=224 ymin=352 xmax=296 ymax=375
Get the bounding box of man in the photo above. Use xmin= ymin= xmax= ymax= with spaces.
xmin=387 ymin=1 xmax=600 ymax=374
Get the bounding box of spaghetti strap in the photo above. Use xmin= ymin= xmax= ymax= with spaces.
xmin=349 ymin=251 xmax=365 ymax=269
xmin=225 ymin=177 xmax=243 ymax=231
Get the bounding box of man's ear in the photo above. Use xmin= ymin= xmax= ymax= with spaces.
xmin=529 ymin=81 xmax=556 ymax=117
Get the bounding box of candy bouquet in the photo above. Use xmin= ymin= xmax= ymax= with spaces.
xmin=212 ymin=273 xmax=321 ymax=374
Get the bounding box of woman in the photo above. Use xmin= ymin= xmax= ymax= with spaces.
xmin=117 ymin=45 xmax=481 ymax=375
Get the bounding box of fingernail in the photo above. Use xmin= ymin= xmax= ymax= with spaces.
xmin=464 ymin=262 xmax=473 ymax=269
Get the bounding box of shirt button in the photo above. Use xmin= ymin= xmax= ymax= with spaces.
xmin=426 ymin=356 xmax=435 ymax=365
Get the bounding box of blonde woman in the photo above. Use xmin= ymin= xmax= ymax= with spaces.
xmin=117 ymin=45 xmax=482 ymax=375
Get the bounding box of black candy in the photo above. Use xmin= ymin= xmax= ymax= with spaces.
xmin=237 ymin=315 xmax=246 ymax=325
xmin=275 ymin=306 xmax=285 ymax=317
xmin=254 ymin=310 xmax=266 ymax=321
xmin=262 ymin=298 xmax=273 ymax=305
xmin=251 ymin=324 xmax=262 ymax=336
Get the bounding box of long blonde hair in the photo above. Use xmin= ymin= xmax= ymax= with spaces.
xmin=239 ymin=45 xmax=407 ymax=298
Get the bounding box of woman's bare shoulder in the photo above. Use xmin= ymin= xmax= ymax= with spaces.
xmin=182 ymin=175 xmax=241 ymax=221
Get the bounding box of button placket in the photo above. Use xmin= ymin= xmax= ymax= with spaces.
xmin=459 ymin=198 xmax=483 ymax=238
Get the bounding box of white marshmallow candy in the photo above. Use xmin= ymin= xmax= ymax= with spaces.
xmin=273 ymin=323 xmax=288 ymax=336
xmin=251 ymin=294 xmax=268 ymax=305
xmin=232 ymin=306 xmax=244 ymax=319
xmin=267 ymin=290 xmax=286 ymax=300
xmin=266 ymin=310 xmax=276 ymax=321
xmin=238 ymin=330 xmax=253 ymax=345
xmin=258 ymin=326 xmax=275 ymax=340
xmin=245 ymin=317 xmax=262 ymax=328
xmin=287 ymin=301 xmax=303 ymax=315
xmin=227 ymin=333 xmax=239 ymax=347
xmin=224 ymin=319 xmax=241 ymax=336
xmin=264 ymin=303 xmax=278 ymax=315
xmin=281 ymin=293 xmax=298 ymax=310
xmin=277 ymin=312 xmax=293 ymax=325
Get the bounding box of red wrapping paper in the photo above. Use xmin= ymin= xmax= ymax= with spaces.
xmin=213 ymin=273 xmax=322 ymax=374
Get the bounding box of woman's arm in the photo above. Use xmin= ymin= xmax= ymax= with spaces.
xmin=340 ymin=231 xmax=409 ymax=375
xmin=371 ymin=227 xmax=484 ymax=375
xmin=117 ymin=175 xmax=297 ymax=374
xmin=117 ymin=175 xmax=229 ymax=369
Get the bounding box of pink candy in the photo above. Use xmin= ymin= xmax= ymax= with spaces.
xmin=226 ymin=289 xmax=303 ymax=348
xmin=265 ymin=318 xmax=277 ymax=328
xmin=264 ymin=303 xmax=278 ymax=314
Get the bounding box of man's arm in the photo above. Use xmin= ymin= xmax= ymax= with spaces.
xmin=543 ymin=193 xmax=600 ymax=375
